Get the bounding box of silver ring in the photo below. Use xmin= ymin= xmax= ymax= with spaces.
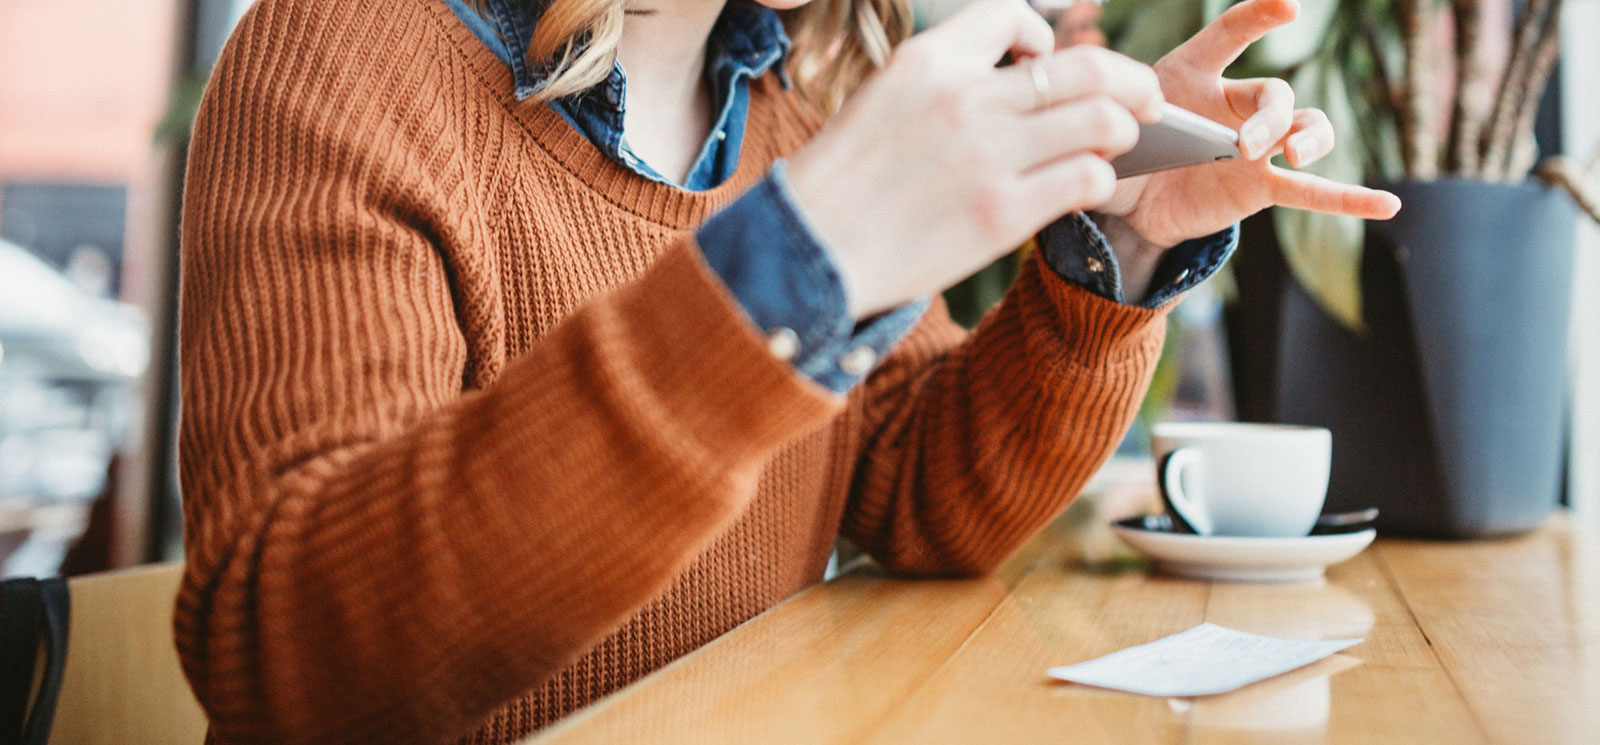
xmin=1027 ymin=58 xmax=1052 ymax=110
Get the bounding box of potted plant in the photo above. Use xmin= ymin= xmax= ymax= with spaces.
xmin=1110 ymin=0 xmax=1600 ymax=536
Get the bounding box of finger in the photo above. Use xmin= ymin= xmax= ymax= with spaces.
xmin=1014 ymin=153 xmax=1118 ymax=224
xmin=1268 ymin=168 xmax=1402 ymax=220
xmin=1226 ymin=77 xmax=1295 ymax=159
xmin=1164 ymin=0 xmax=1301 ymax=76
xmin=915 ymin=0 xmax=1054 ymax=69
xmin=1281 ymin=108 xmax=1335 ymax=168
xmin=1019 ymin=95 xmax=1142 ymax=166
xmin=993 ymin=46 xmax=1164 ymax=120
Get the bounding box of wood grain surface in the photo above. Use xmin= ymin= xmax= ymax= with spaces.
xmin=526 ymin=494 xmax=1598 ymax=745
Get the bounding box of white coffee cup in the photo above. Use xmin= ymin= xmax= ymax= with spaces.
xmin=1150 ymin=422 xmax=1332 ymax=537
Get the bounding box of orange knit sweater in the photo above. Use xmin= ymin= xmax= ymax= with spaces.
xmin=175 ymin=0 xmax=1171 ymax=743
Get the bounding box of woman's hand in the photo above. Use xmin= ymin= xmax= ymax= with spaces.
xmin=1100 ymin=0 xmax=1402 ymax=251
xmin=786 ymin=0 xmax=1163 ymax=319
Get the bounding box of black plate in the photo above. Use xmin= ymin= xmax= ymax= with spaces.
xmin=1117 ymin=508 xmax=1380 ymax=537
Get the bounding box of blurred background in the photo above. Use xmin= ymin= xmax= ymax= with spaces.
xmin=0 ymin=0 xmax=245 ymax=575
xmin=0 ymin=0 xmax=1595 ymax=576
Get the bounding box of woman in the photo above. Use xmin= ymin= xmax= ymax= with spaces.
xmin=175 ymin=0 xmax=1397 ymax=742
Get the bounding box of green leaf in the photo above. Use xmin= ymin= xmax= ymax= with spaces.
xmin=1112 ymin=0 xmax=1206 ymax=64
xmin=1273 ymin=58 xmax=1368 ymax=330
xmin=1100 ymin=0 xmax=1163 ymax=42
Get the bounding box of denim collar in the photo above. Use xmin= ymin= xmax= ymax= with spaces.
xmin=453 ymin=0 xmax=790 ymax=188
xmin=470 ymin=0 xmax=792 ymax=104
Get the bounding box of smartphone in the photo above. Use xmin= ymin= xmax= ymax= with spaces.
xmin=1110 ymin=104 xmax=1240 ymax=179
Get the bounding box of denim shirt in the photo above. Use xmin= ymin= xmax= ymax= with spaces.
xmin=446 ymin=0 xmax=1236 ymax=392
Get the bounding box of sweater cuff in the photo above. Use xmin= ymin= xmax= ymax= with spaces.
xmin=1020 ymin=248 xmax=1171 ymax=373
xmin=599 ymin=236 xmax=843 ymax=464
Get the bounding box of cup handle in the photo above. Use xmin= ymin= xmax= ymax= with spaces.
xmin=1158 ymin=448 xmax=1211 ymax=536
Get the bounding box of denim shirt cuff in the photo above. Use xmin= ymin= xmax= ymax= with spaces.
xmin=1139 ymin=222 xmax=1239 ymax=307
xmin=1038 ymin=213 xmax=1239 ymax=308
xmin=695 ymin=161 xmax=926 ymax=394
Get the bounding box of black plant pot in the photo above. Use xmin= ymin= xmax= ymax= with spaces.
xmin=1228 ymin=180 xmax=1576 ymax=537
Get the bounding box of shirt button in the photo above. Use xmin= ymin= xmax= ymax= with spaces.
xmin=767 ymin=327 xmax=801 ymax=362
xmin=1086 ymin=257 xmax=1106 ymax=274
xmin=839 ymin=346 xmax=878 ymax=377
xmin=716 ymin=130 xmax=727 ymax=141
xmin=1173 ymin=268 xmax=1191 ymax=284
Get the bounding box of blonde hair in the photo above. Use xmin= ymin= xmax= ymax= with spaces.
xmin=473 ymin=0 xmax=915 ymax=114
xmin=782 ymin=0 xmax=915 ymax=113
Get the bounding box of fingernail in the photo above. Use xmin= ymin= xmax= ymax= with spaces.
xmin=1289 ymin=133 xmax=1317 ymax=162
xmin=1243 ymin=123 xmax=1270 ymax=159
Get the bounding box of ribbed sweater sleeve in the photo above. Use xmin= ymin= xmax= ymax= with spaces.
xmin=840 ymin=250 xmax=1168 ymax=575
xmin=173 ymin=6 xmax=837 ymax=744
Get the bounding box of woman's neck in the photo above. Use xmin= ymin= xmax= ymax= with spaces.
xmin=616 ymin=1 xmax=728 ymax=184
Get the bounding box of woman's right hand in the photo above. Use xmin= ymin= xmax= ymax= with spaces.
xmin=785 ymin=0 xmax=1164 ymax=319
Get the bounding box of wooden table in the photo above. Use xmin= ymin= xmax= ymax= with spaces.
xmin=524 ymin=495 xmax=1600 ymax=745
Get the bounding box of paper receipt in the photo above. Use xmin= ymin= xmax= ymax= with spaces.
xmin=1047 ymin=623 xmax=1361 ymax=697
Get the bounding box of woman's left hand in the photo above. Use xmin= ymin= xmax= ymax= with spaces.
xmin=1097 ymin=0 xmax=1401 ymax=250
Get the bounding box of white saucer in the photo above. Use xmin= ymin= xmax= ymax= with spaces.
xmin=1111 ymin=521 xmax=1377 ymax=583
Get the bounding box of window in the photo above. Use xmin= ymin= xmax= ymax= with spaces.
xmin=0 ymin=0 xmax=196 ymax=576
